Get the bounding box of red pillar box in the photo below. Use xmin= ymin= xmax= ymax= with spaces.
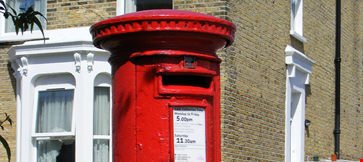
xmin=90 ymin=9 xmax=235 ymax=162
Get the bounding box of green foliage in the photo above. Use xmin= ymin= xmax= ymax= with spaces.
xmin=0 ymin=113 xmax=14 ymax=162
xmin=0 ymin=0 xmax=47 ymax=40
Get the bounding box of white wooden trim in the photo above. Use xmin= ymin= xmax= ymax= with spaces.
xmin=93 ymin=135 xmax=111 ymax=140
xmin=290 ymin=0 xmax=306 ymax=42
xmin=285 ymin=45 xmax=314 ymax=162
xmin=290 ymin=30 xmax=306 ymax=43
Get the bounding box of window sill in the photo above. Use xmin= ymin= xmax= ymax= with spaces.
xmin=290 ymin=30 xmax=307 ymax=43
xmin=0 ymin=30 xmax=48 ymax=43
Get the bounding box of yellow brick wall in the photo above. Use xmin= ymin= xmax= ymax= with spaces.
xmin=304 ymin=0 xmax=363 ymax=160
xmin=220 ymin=1 xmax=289 ymax=161
xmin=174 ymin=0 xmax=228 ymax=19
xmin=182 ymin=0 xmax=363 ymax=161
xmin=0 ymin=46 xmax=17 ymax=162
xmin=46 ymin=0 xmax=117 ymax=29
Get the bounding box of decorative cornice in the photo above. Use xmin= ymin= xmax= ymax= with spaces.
xmin=74 ymin=53 xmax=82 ymax=73
xmin=90 ymin=10 xmax=236 ymax=49
xmin=87 ymin=52 xmax=94 ymax=72
xmin=285 ymin=45 xmax=314 ymax=84
xmin=91 ymin=20 xmax=235 ymax=47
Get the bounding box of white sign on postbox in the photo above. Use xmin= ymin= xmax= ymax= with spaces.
xmin=173 ymin=107 xmax=206 ymax=162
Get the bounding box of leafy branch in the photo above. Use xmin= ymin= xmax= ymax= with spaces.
xmin=0 ymin=0 xmax=47 ymax=40
xmin=0 ymin=113 xmax=14 ymax=162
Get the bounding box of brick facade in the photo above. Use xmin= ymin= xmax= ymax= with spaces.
xmin=46 ymin=0 xmax=117 ymax=29
xmin=0 ymin=45 xmax=17 ymax=162
xmin=1 ymin=0 xmax=363 ymax=161
xmin=220 ymin=1 xmax=289 ymax=161
xmin=304 ymin=1 xmax=363 ymax=160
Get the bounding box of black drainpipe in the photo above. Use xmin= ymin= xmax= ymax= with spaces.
xmin=334 ymin=0 xmax=341 ymax=159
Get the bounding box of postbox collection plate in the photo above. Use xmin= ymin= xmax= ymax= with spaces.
xmin=173 ymin=107 xmax=206 ymax=162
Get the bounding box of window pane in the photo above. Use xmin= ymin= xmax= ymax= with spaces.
xmin=5 ymin=0 xmax=47 ymax=32
xmin=37 ymin=139 xmax=75 ymax=162
xmin=93 ymin=139 xmax=109 ymax=162
xmin=94 ymin=87 xmax=110 ymax=135
xmin=36 ymin=90 xmax=74 ymax=133
xmin=136 ymin=0 xmax=172 ymax=11
xmin=125 ymin=0 xmax=173 ymax=13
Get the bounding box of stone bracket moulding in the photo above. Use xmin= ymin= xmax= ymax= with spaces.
xmin=87 ymin=52 xmax=94 ymax=72
xmin=11 ymin=56 xmax=29 ymax=78
xmin=74 ymin=52 xmax=82 ymax=73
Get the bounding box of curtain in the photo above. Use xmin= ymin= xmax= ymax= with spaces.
xmin=5 ymin=0 xmax=47 ymax=32
xmin=93 ymin=87 xmax=110 ymax=162
xmin=36 ymin=90 xmax=74 ymax=133
xmin=93 ymin=87 xmax=110 ymax=135
xmin=93 ymin=139 xmax=109 ymax=162
xmin=125 ymin=0 xmax=136 ymax=14
xmin=36 ymin=90 xmax=74 ymax=161
xmin=37 ymin=139 xmax=75 ymax=162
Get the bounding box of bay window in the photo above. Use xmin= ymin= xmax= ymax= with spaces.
xmin=6 ymin=17 xmax=111 ymax=162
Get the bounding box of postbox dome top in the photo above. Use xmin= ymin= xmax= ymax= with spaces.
xmin=90 ymin=9 xmax=236 ymax=49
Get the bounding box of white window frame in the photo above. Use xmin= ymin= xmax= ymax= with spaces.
xmin=285 ymin=45 xmax=314 ymax=162
xmin=31 ymin=75 xmax=76 ymax=138
xmin=290 ymin=0 xmax=306 ymax=42
xmin=30 ymin=74 xmax=77 ymax=162
xmin=93 ymin=77 xmax=112 ymax=162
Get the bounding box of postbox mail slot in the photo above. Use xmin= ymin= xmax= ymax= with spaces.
xmin=162 ymin=75 xmax=212 ymax=88
xmin=155 ymin=67 xmax=216 ymax=96
xmin=157 ymin=74 xmax=214 ymax=96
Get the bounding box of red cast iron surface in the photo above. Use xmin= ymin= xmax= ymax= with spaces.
xmin=90 ymin=9 xmax=236 ymax=50
xmin=90 ymin=9 xmax=235 ymax=162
